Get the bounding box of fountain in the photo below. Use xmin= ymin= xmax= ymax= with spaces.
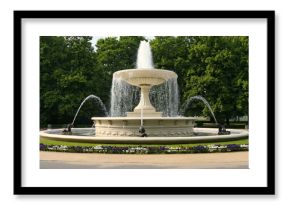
xmin=40 ymin=40 xmax=248 ymax=144
xmin=91 ymin=41 xmax=198 ymax=138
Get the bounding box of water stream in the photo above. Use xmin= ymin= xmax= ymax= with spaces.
xmin=136 ymin=41 xmax=154 ymax=69
xmin=181 ymin=95 xmax=218 ymax=124
xmin=71 ymin=95 xmax=108 ymax=126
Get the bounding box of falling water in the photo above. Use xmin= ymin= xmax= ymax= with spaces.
xmin=71 ymin=95 xmax=108 ymax=125
xmin=110 ymin=78 xmax=140 ymax=116
xmin=141 ymin=108 xmax=143 ymax=126
xmin=136 ymin=41 xmax=154 ymax=69
xmin=110 ymin=78 xmax=179 ymax=117
xmin=150 ymin=78 xmax=179 ymax=116
xmin=181 ymin=95 xmax=218 ymax=124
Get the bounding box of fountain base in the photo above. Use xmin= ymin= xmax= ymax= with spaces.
xmin=91 ymin=117 xmax=203 ymax=137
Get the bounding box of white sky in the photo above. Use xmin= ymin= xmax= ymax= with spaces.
xmin=90 ymin=36 xmax=155 ymax=49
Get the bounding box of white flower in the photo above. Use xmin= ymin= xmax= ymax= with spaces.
xmin=208 ymin=145 xmax=218 ymax=149
xmin=59 ymin=145 xmax=68 ymax=150
xmin=52 ymin=145 xmax=59 ymax=149
xmin=93 ymin=146 xmax=102 ymax=150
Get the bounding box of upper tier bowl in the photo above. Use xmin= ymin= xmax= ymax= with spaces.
xmin=113 ymin=69 xmax=177 ymax=87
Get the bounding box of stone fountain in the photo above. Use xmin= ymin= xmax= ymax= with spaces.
xmin=91 ymin=41 xmax=202 ymax=137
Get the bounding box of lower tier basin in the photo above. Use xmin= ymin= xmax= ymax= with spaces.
xmin=39 ymin=127 xmax=249 ymax=144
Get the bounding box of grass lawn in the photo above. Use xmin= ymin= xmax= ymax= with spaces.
xmin=40 ymin=137 xmax=248 ymax=147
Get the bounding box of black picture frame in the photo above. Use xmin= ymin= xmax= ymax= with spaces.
xmin=14 ymin=10 xmax=275 ymax=195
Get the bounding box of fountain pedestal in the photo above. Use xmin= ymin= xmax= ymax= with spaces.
xmin=126 ymin=85 xmax=162 ymax=117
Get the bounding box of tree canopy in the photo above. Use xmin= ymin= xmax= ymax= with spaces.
xmin=151 ymin=36 xmax=248 ymax=124
xmin=40 ymin=36 xmax=248 ymax=127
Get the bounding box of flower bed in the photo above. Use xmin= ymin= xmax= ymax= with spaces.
xmin=40 ymin=143 xmax=249 ymax=154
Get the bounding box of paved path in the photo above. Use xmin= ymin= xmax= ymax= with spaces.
xmin=40 ymin=151 xmax=248 ymax=169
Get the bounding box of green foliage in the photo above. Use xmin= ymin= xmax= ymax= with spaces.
xmin=94 ymin=36 xmax=145 ymax=102
xmin=151 ymin=36 xmax=195 ymax=102
xmin=151 ymin=36 xmax=248 ymax=124
xmin=184 ymin=36 xmax=248 ymax=124
xmin=40 ymin=36 xmax=145 ymax=127
xmin=40 ymin=36 xmax=105 ymax=126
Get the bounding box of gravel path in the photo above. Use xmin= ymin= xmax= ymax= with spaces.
xmin=40 ymin=151 xmax=248 ymax=169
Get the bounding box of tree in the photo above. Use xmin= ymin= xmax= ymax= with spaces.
xmin=94 ymin=36 xmax=146 ymax=110
xmin=150 ymin=36 xmax=195 ymax=106
xmin=40 ymin=36 xmax=106 ymax=127
xmin=151 ymin=36 xmax=248 ymax=124
xmin=40 ymin=36 xmax=67 ymax=126
xmin=184 ymin=36 xmax=248 ymax=124
xmin=95 ymin=36 xmax=145 ymax=74
xmin=40 ymin=36 xmax=145 ymax=127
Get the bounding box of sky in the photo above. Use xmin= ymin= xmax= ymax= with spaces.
xmin=90 ymin=36 xmax=155 ymax=50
